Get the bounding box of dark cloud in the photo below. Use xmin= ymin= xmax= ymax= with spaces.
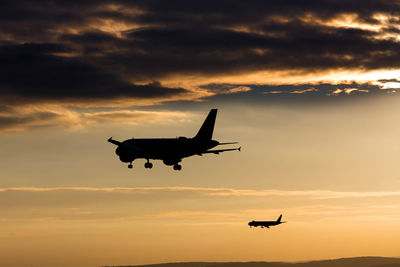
xmin=1 ymin=0 xmax=400 ymax=106
xmin=56 ymin=25 xmax=400 ymax=83
xmin=0 ymin=43 xmax=187 ymax=105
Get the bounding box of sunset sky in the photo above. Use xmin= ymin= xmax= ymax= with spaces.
xmin=2 ymin=1 xmax=400 ymax=266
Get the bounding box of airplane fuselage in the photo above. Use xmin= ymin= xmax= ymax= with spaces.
xmin=116 ymin=137 xmax=219 ymax=165
xmin=248 ymin=221 xmax=281 ymax=228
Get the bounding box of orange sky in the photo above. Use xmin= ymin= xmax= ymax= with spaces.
xmin=2 ymin=99 xmax=400 ymax=266
xmin=2 ymin=1 xmax=400 ymax=266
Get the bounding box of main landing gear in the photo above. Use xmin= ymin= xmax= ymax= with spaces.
xmin=128 ymin=162 xmax=133 ymax=168
xmin=173 ymin=164 xmax=182 ymax=171
xmin=144 ymin=159 xmax=153 ymax=169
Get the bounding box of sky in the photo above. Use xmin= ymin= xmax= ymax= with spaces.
xmin=1 ymin=0 xmax=400 ymax=266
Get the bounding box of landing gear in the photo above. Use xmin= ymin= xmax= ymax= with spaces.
xmin=173 ymin=164 xmax=182 ymax=171
xmin=128 ymin=162 xmax=133 ymax=169
xmin=144 ymin=160 xmax=153 ymax=169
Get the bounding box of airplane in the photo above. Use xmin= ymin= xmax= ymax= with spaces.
xmin=248 ymin=215 xmax=286 ymax=229
xmin=107 ymin=109 xmax=241 ymax=170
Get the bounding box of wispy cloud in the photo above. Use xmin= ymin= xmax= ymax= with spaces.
xmin=83 ymin=110 xmax=190 ymax=124
xmin=0 ymin=107 xmax=193 ymax=132
xmin=2 ymin=187 xmax=400 ymax=224
xmin=2 ymin=186 xmax=400 ymax=199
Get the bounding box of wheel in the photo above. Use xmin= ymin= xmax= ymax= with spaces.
xmin=144 ymin=162 xmax=153 ymax=169
xmin=128 ymin=164 xmax=133 ymax=169
xmin=173 ymin=164 xmax=182 ymax=171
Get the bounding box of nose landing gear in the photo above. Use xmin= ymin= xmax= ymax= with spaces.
xmin=128 ymin=162 xmax=133 ymax=169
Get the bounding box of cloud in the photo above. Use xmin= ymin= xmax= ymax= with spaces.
xmin=1 ymin=1 xmax=400 ymax=97
xmin=199 ymin=81 xmax=400 ymax=105
xmin=200 ymin=84 xmax=252 ymax=95
xmin=2 ymin=186 xmax=400 ymax=222
xmin=0 ymin=105 xmax=82 ymax=131
xmin=290 ymin=88 xmax=319 ymax=94
xmin=0 ymin=111 xmax=60 ymax=130
xmin=83 ymin=110 xmax=189 ymax=124
xmin=2 ymin=0 xmax=400 ymax=132
xmin=0 ymin=43 xmax=190 ymax=106
xmin=0 ymin=105 xmax=193 ymax=132
xmin=2 ymin=186 xmax=400 ymax=199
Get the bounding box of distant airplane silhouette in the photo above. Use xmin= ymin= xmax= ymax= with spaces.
xmin=248 ymin=215 xmax=286 ymax=229
xmin=108 ymin=109 xmax=240 ymax=170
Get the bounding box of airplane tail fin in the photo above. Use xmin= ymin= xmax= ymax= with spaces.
xmin=193 ymin=109 xmax=217 ymax=141
xmin=277 ymin=214 xmax=282 ymax=223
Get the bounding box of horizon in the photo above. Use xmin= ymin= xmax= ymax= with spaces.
xmin=102 ymin=257 xmax=400 ymax=267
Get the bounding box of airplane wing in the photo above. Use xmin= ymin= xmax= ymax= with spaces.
xmin=107 ymin=137 xmax=144 ymax=152
xmin=218 ymin=142 xmax=238 ymax=145
xmin=201 ymin=147 xmax=241 ymax=155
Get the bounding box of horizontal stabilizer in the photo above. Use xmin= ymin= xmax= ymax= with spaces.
xmin=218 ymin=142 xmax=238 ymax=145
xmin=202 ymin=147 xmax=241 ymax=155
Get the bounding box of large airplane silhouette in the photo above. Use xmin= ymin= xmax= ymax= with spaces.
xmin=248 ymin=215 xmax=286 ymax=229
xmin=108 ymin=109 xmax=240 ymax=170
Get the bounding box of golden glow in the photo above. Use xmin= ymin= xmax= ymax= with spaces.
xmin=331 ymin=88 xmax=343 ymax=95
xmin=344 ymin=88 xmax=367 ymax=94
xmin=0 ymin=104 xmax=83 ymax=132
xmin=1 ymin=186 xmax=400 ymax=266
xmin=264 ymin=90 xmax=283 ymax=94
xmin=323 ymin=13 xmax=382 ymax=31
xmin=3 ymin=100 xmax=400 ymax=266
xmin=291 ymin=88 xmax=318 ymax=94
xmin=92 ymin=19 xmax=145 ymax=38
xmin=379 ymin=82 xmax=400 ymax=89
xmin=299 ymin=13 xmax=400 ymax=41
xmin=83 ymin=110 xmax=191 ymax=125
xmin=217 ymin=86 xmax=252 ymax=94
xmin=160 ymin=68 xmax=400 ymax=89
xmin=0 ymin=104 xmax=195 ymax=132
